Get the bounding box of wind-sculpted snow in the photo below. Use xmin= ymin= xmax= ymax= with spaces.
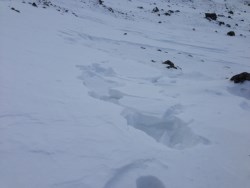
xmin=1 ymin=0 xmax=250 ymax=188
xmin=77 ymin=63 xmax=210 ymax=149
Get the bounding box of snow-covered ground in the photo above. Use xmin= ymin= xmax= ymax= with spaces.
xmin=1 ymin=0 xmax=250 ymax=187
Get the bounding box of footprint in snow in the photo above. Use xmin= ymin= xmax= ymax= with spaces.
xmin=136 ymin=176 xmax=165 ymax=188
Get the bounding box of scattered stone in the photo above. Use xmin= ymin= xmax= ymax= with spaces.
xmin=192 ymin=28 xmax=196 ymax=31
xmin=235 ymin=23 xmax=238 ymax=26
xmin=157 ymin=49 xmax=162 ymax=52
xmin=205 ymin=13 xmax=217 ymax=20
xmin=72 ymin=12 xmax=78 ymax=17
xmin=98 ymin=0 xmax=103 ymax=5
xmin=158 ymin=21 xmax=162 ymax=23
xmin=152 ymin=7 xmax=159 ymax=13
xmin=151 ymin=60 xmax=156 ymax=63
xmin=107 ymin=7 xmax=114 ymax=13
xmin=32 ymin=2 xmax=37 ymax=7
xmin=228 ymin=10 xmax=234 ymax=14
xmin=230 ymin=72 xmax=250 ymax=83
xmin=228 ymin=15 xmax=232 ymax=19
xmin=124 ymin=33 xmax=127 ymax=35
xmin=241 ymin=19 xmax=244 ymax=22
xmin=227 ymin=31 xmax=235 ymax=36
xmin=162 ymin=60 xmax=178 ymax=69
xmin=141 ymin=47 xmax=146 ymax=49
xmin=218 ymin=21 xmax=225 ymax=26
xmin=226 ymin=24 xmax=231 ymax=27
xmin=137 ymin=6 xmax=143 ymax=9
xmin=175 ymin=10 xmax=180 ymax=13
xmin=11 ymin=7 xmax=20 ymax=13
xmin=164 ymin=12 xmax=171 ymax=16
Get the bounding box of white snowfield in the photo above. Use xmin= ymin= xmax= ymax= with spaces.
xmin=0 ymin=0 xmax=250 ymax=187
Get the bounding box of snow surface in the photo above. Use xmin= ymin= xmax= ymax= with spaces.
xmin=0 ymin=0 xmax=250 ymax=188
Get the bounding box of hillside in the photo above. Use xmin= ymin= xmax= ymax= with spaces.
xmin=0 ymin=0 xmax=250 ymax=188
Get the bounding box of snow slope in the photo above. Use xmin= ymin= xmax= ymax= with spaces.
xmin=1 ymin=0 xmax=250 ymax=188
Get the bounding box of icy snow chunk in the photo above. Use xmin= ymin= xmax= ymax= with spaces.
xmin=122 ymin=108 xmax=210 ymax=149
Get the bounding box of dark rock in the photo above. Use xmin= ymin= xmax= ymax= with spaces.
xmin=218 ymin=21 xmax=225 ymax=26
xmin=175 ymin=10 xmax=180 ymax=13
xmin=72 ymin=12 xmax=78 ymax=17
xmin=228 ymin=10 xmax=234 ymax=14
xmin=226 ymin=24 xmax=231 ymax=27
xmin=152 ymin=7 xmax=159 ymax=13
xmin=137 ymin=6 xmax=143 ymax=9
xmin=11 ymin=7 xmax=20 ymax=13
xmin=98 ymin=0 xmax=103 ymax=5
xmin=108 ymin=7 xmax=114 ymax=13
xmin=162 ymin=60 xmax=178 ymax=69
xmin=230 ymin=72 xmax=250 ymax=83
xmin=227 ymin=31 xmax=235 ymax=36
xmin=228 ymin=15 xmax=232 ymax=19
xmin=32 ymin=2 xmax=37 ymax=7
xmin=124 ymin=33 xmax=127 ymax=35
xmin=205 ymin=13 xmax=217 ymax=20
xmin=164 ymin=12 xmax=171 ymax=16
xmin=241 ymin=19 xmax=244 ymax=22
